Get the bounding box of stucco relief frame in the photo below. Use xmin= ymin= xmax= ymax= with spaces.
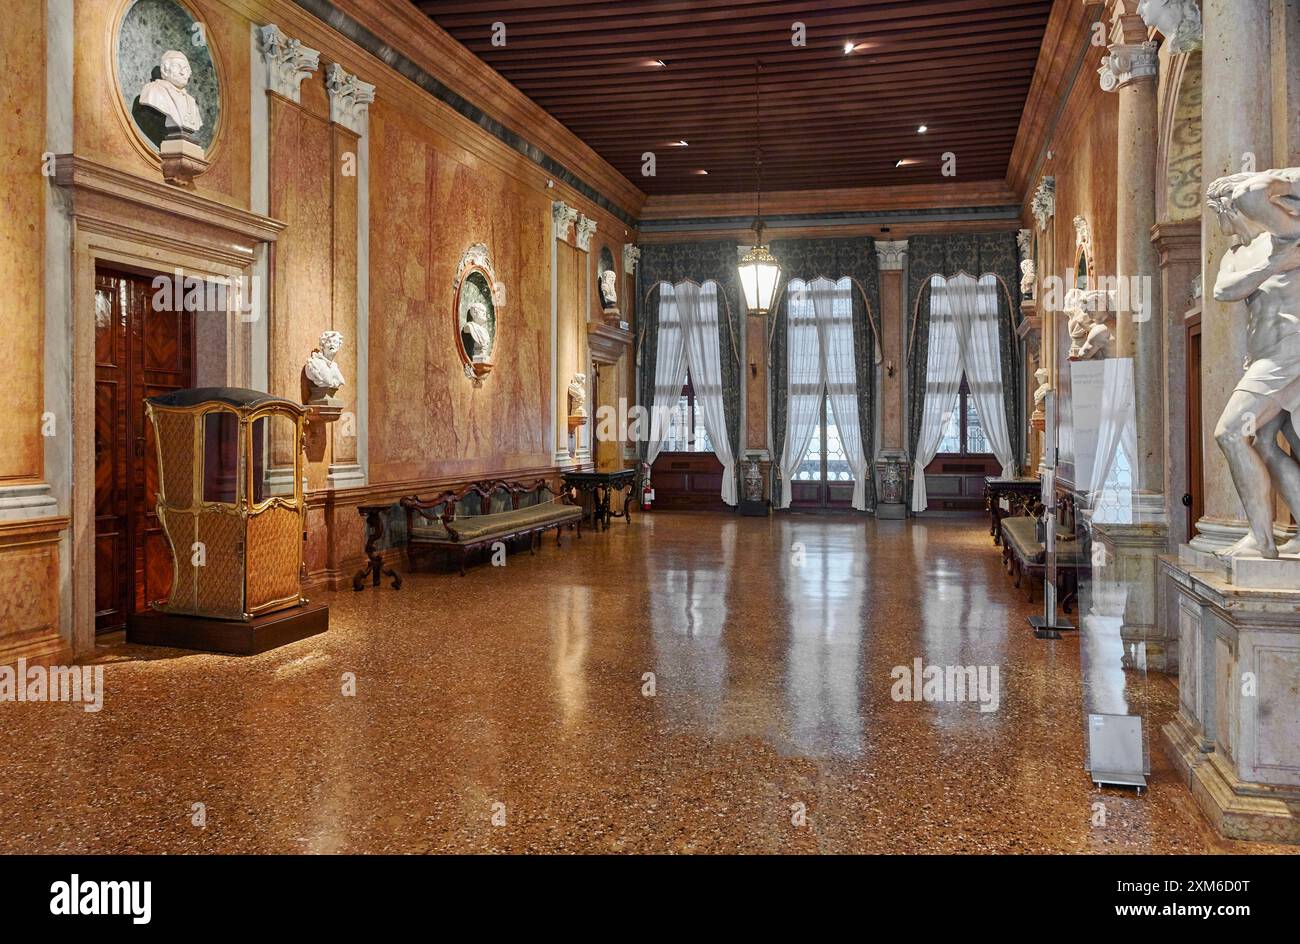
xmin=452 ymin=244 xmax=505 ymax=388
xmin=108 ymin=0 xmax=228 ymax=175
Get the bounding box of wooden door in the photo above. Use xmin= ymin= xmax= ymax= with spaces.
xmin=1186 ymin=314 xmax=1203 ymax=543
xmin=94 ymin=267 xmax=195 ymax=633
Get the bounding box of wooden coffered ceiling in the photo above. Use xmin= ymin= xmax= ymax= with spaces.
xmin=414 ymin=0 xmax=1055 ymax=197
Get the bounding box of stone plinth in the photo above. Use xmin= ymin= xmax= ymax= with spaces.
xmin=1160 ymin=551 xmax=1300 ymax=843
xmin=1092 ymin=520 xmax=1175 ymax=671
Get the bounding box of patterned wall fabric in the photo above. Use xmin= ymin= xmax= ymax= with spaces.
xmin=905 ymin=232 xmax=1023 ymax=481
xmin=767 ymin=236 xmax=881 ymax=509
xmin=636 ymin=241 xmax=743 ymax=497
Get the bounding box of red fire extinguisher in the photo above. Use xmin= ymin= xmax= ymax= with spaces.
xmin=640 ymin=462 xmax=654 ymax=511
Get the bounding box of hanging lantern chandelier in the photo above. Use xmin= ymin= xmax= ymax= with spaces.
xmin=737 ymin=60 xmax=781 ymax=316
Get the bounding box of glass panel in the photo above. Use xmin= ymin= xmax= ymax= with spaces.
xmin=692 ymin=404 xmax=712 ymax=453
xmin=794 ymin=410 xmax=823 ymax=480
xmin=661 ymin=392 xmax=691 ymax=452
xmin=966 ymin=395 xmax=989 ymax=455
xmin=824 ymin=400 xmax=851 ymax=481
xmin=202 ymin=411 xmax=239 ymax=504
xmin=251 ymin=414 xmax=297 ymax=504
xmin=936 ymin=402 xmax=961 ymax=454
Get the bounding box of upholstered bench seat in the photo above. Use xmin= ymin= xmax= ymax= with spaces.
xmin=999 ymin=515 xmax=1081 ymax=611
xmin=401 ymin=478 xmax=581 ymax=575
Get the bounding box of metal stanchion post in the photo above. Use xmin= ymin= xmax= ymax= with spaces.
xmin=1029 ymin=391 xmax=1074 ymax=639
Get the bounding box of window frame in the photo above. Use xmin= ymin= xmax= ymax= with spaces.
xmin=933 ymin=374 xmax=993 ymax=459
xmin=660 ymin=370 xmax=713 ymax=455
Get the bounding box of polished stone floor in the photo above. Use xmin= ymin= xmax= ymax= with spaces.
xmin=1 ymin=512 xmax=1294 ymax=854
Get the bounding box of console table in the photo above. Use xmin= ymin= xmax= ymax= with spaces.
xmin=984 ymin=476 xmax=1042 ymax=545
xmin=562 ymin=469 xmax=637 ymax=531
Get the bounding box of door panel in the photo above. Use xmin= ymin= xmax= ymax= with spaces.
xmin=93 ymin=267 xmax=194 ymax=633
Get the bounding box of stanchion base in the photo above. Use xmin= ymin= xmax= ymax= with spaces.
xmin=1029 ymin=614 xmax=1075 ymax=639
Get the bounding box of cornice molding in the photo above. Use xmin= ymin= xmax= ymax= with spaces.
xmin=298 ymin=0 xmax=645 ymax=222
xmin=1007 ymin=1 xmax=1106 ymax=200
xmin=52 ymin=155 xmax=286 ymax=260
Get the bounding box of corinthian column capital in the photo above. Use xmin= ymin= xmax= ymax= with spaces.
xmin=1098 ymin=42 xmax=1159 ymax=92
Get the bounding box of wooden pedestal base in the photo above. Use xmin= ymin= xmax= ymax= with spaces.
xmin=127 ymin=601 xmax=329 ymax=655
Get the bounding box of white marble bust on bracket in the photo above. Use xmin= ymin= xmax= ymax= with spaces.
xmin=140 ymin=50 xmax=203 ymax=134
xmin=568 ymin=373 xmax=588 ymax=417
xmin=1033 ymin=368 xmax=1051 ymax=409
xmin=599 ymin=270 xmax=618 ymax=311
xmin=305 ymin=330 xmax=345 ymax=405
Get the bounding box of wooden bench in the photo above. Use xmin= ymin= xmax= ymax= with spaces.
xmin=999 ymin=498 xmax=1082 ymax=612
xmin=400 ymin=478 xmax=582 ymax=576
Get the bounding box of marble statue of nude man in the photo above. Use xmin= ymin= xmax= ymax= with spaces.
xmin=1207 ymin=168 xmax=1300 ymax=558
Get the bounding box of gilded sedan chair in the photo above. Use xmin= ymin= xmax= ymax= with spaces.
xmin=127 ymin=387 xmax=327 ymax=653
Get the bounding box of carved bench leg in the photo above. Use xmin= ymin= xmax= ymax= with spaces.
xmin=459 ymin=547 xmax=467 ymax=577
xmin=556 ymin=524 xmax=562 ymax=547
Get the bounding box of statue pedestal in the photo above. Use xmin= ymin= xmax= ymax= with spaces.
xmin=1231 ymin=555 xmax=1300 ymax=590
xmin=1159 ymin=549 xmax=1300 ymax=843
xmin=160 ymin=133 xmax=209 ymax=187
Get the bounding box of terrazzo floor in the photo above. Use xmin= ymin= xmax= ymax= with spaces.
xmin=1 ymin=512 xmax=1293 ymax=854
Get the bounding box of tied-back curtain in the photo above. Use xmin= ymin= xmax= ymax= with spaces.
xmin=636 ymin=242 xmax=742 ymax=499
xmin=644 ymin=285 xmax=689 ymax=467
xmin=813 ymin=278 xmax=871 ymax=510
xmin=911 ymin=281 xmax=964 ymax=512
xmin=769 ymin=236 xmax=881 ymax=509
xmin=906 ymin=233 xmax=1022 ymax=490
xmin=778 ymin=282 xmax=823 ymax=507
xmin=676 ymin=281 xmax=738 ymax=505
xmin=948 ymin=274 xmax=1014 ymax=478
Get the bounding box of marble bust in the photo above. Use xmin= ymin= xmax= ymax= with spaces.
xmin=599 ymin=270 xmax=618 ymax=311
xmin=1207 ymin=167 xmax=1300 ymax=558
xmin=139 ymin=50 xmax=203 ymax=134
xmin=568 ymin=373 xmax=587 ymax=417
xmin=305 ymin=330 xmax=345 ymax=405
xmin=461 ymin=302 xmax=493 ymax=363
xmin=1020 ymin=258 xmax=1036 ymax=298
xmin=1137 ymin=0 xmax=1203 ymax=55
xmin=1033 ymin=368 xmax=1051 ymax=410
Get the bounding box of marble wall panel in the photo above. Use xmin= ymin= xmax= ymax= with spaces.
xmin=0 ymin=5 xmax=46 ymax=484
xmin=73 ymin=0 xmax=250 ymax=209
xmin=367 ymin=103 xmax=552 ymax=483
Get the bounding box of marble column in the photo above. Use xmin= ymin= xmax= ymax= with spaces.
xmin=1092 ymin=7 xmax=1168 ymax=669
xmin=875 ymin=240 xmax=908 ymax=517
xmin=1101 ymin=18 xmax=1164 ymax=514
xmin=1191 ymin=0 xmax=1274 ymax=553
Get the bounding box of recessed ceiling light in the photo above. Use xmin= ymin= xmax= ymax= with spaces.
xmin=653 ymin=58 xmax=667 ymax=67
xmin=844 ymin=41 xmax=855 ymax=54
xmin=896 ymin=158 xmax=921 ymax=168
xmin=694 ymin=169 xmax=709 ymax=175
xmin=917 ymin=124 xmax=928 ymax=134
xmin=674 ymin=140 xmax=689 ymax=147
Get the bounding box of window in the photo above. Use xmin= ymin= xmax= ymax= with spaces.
xmin=935 ymin=375 xmax=992 ymax=456
xmin=661 ymin=371 xmax=714 ymax=453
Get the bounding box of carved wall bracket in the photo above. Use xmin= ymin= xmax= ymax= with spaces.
xmin=575 ymin=214 xmax=597 ymax=251
xmin=553 ymin=201 xmax=578 ymax=241
xmin=325 ymin=63 xmax=375 ymax=134
xmin=260 ymin=24 xmax=320 ymax=102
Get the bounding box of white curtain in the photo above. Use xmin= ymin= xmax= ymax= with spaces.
xmin=948 ymin=273 xmax=1014 ymax=478
xmin=911 ymin=277 xmax=964 ymax=512
xmin=675 ymin=281 xmax=738 ymax=505
xmin=779 ymin=280 xmax=824 ymax=508
xmin=812 ymin=277 xmax=871 ymax=510
xmin=1087 ymin=356 xmax=1136 ymax=519
xmin=645 ymin=285 xmax=689 ymax=467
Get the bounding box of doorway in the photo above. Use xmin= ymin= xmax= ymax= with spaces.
xmin=789 ymin=391 xmax=854 ymax=509
xmin=94 ymin=266 xmax=195 ymax=633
